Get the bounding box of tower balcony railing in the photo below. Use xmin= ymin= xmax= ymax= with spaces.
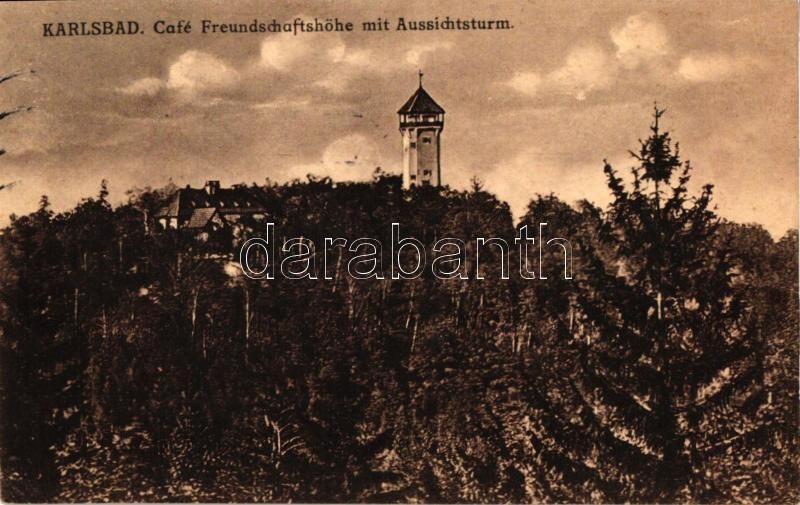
xmin=399 ymin=113 xmax=444 ymax=128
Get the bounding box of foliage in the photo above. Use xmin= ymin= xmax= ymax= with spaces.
xmin=0 ymin=112 xmax=796 ymax=503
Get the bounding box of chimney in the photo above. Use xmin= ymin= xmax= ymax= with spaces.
xmin=205 ymin=180 xmax=220 ymax=195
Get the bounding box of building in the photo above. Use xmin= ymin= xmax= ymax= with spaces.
xmin=155 ymin=180 xmax=268 ymax=231
xmin=398 ymin=73 xmax=445 ymax=189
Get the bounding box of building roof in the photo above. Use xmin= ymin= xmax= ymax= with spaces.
xmin=185 ymin=207 xmax=218 ymax=229
xmin=155 ymin=184 xmax=269 ymax=222
xmin=397 ymin=86 xmax=445 ymax=115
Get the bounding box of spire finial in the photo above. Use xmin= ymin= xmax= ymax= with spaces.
xmin=418 ymin=69 xmax=423 ymax=88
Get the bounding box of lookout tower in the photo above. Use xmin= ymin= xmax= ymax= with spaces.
xmin=398 ymin=72 xmax=445 ymax=189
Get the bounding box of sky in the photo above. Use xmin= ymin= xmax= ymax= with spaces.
xmin=0 ymin=0 xmax=797 ymax=236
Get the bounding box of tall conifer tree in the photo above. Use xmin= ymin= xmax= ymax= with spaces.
xmin=571 ymin=108 xmax=764 ymax=501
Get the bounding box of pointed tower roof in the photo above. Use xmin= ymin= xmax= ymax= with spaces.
xmin=398 ymin=76 xmax=445 ymax=115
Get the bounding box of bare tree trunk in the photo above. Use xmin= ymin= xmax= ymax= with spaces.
xmin=376 ymin=279 xmax=388 ymax=329
xmin=244 ymin=285 xmax=250 ymax=365
xmin=405 ymin=285 xmax=416 ymax=330
xmin=454 ymin=293 xmax=462 ymax=327
xmin=191 ymin=289 xmax=198 ymax=341
xmin=73 ymin=287 xmax=79 ymax=325
xmin=244 ymin=288 xmax=250 ymax=339
xmin=346 ymin=276 xmax=356 ymax=324
xmin=332 ymin=248 xmax=342 ymax=293
xmin=569 ymin=306 xmax=574 ymax=333
xmin=656 ymin=292 xmax=663 ymax=320
xmin=475 ymin=292 xmax=485 ymax=330
xmin=410 ymin=314 xmax=419 ymax=354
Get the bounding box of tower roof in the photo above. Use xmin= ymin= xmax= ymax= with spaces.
xmin=398 ymin=85 xmax=445 ymax=115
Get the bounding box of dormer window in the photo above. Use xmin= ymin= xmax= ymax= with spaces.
xmin=204 ymin=180 xmax=220 ymax=195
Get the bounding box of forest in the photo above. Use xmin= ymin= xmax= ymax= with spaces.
xmin=0 ymin=111 xmax=797 ymax=503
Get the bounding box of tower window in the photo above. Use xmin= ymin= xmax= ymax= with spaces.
xmin=410 ymin=142 xmax=416 ymax=148
xmin=422 ymin=137 xmax=431 ymax=144
xmin=423 ymin=170 xmax=431 ymax=176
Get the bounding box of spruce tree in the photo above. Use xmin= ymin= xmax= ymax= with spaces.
xmin=570 ymin=108 xmax=764 ymax=502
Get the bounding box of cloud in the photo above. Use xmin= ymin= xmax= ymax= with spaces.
xmin=311 ymin=39 xmax=454 ymax=94
xmin=677 ymin=53 xmax=750 ymax=82
xmin=610 ymin=14 xmax=669 ymax=69
xmin=117 ymin=77 xmax=164 ymax=96
xmin=483 ymin=147 xmax=624 ymax=220
xmin=260 ymin=31 xmax=379 ymax=73
xmin=548 ymin=45 xmax=615 ymax=100
xmin=286 ymin=134 xmax=382 ymax=182
xmin=314 ymin=43 xmax=376 ymax=92
xmin=327 ymin=43 xmax=374 ymax=67
xmin=251 ymin=98 xmax=311 ymax=110
xmin=314 ymin=74 xmax=349 ymax=94
xmin=405 ymin=42 xmax=454 ymax=67
xmin=506 ymin=13 xmax=673 ymax=100
xmin=121 ymin=30 xmax=456 ymax=106
xmin=507 ymin=71 xmax=542 ymax=96
xmin=259 ymin=34 xmax=373 ymax=94
xmin=166 ymin=50 xmax=240 ymax=93
xmin=116 ymin=51 xmax=238 ymax=100
xmin=506 ymin=46 xmax=614 ymax=100
xmin=320 ymin=40 xmax=452 ymax=84
xmin=259 ymin=33 xmax=319 ymax=71
xmin=508 ymin=12 xmax=752 ymax=98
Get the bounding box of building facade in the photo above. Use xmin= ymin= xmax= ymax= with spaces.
xmin=154 ymin=180 xmax=268 ymax=231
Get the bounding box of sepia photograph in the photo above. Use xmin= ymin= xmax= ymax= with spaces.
xmin=0 ymin=0 xmax=797 ymax=503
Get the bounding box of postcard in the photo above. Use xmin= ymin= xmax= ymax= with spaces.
xmin=0 ymin=1 xmax=797 ymax=503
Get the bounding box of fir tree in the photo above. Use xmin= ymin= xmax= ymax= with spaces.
xmin=569 ymin=108 xmax=766 ymax=502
